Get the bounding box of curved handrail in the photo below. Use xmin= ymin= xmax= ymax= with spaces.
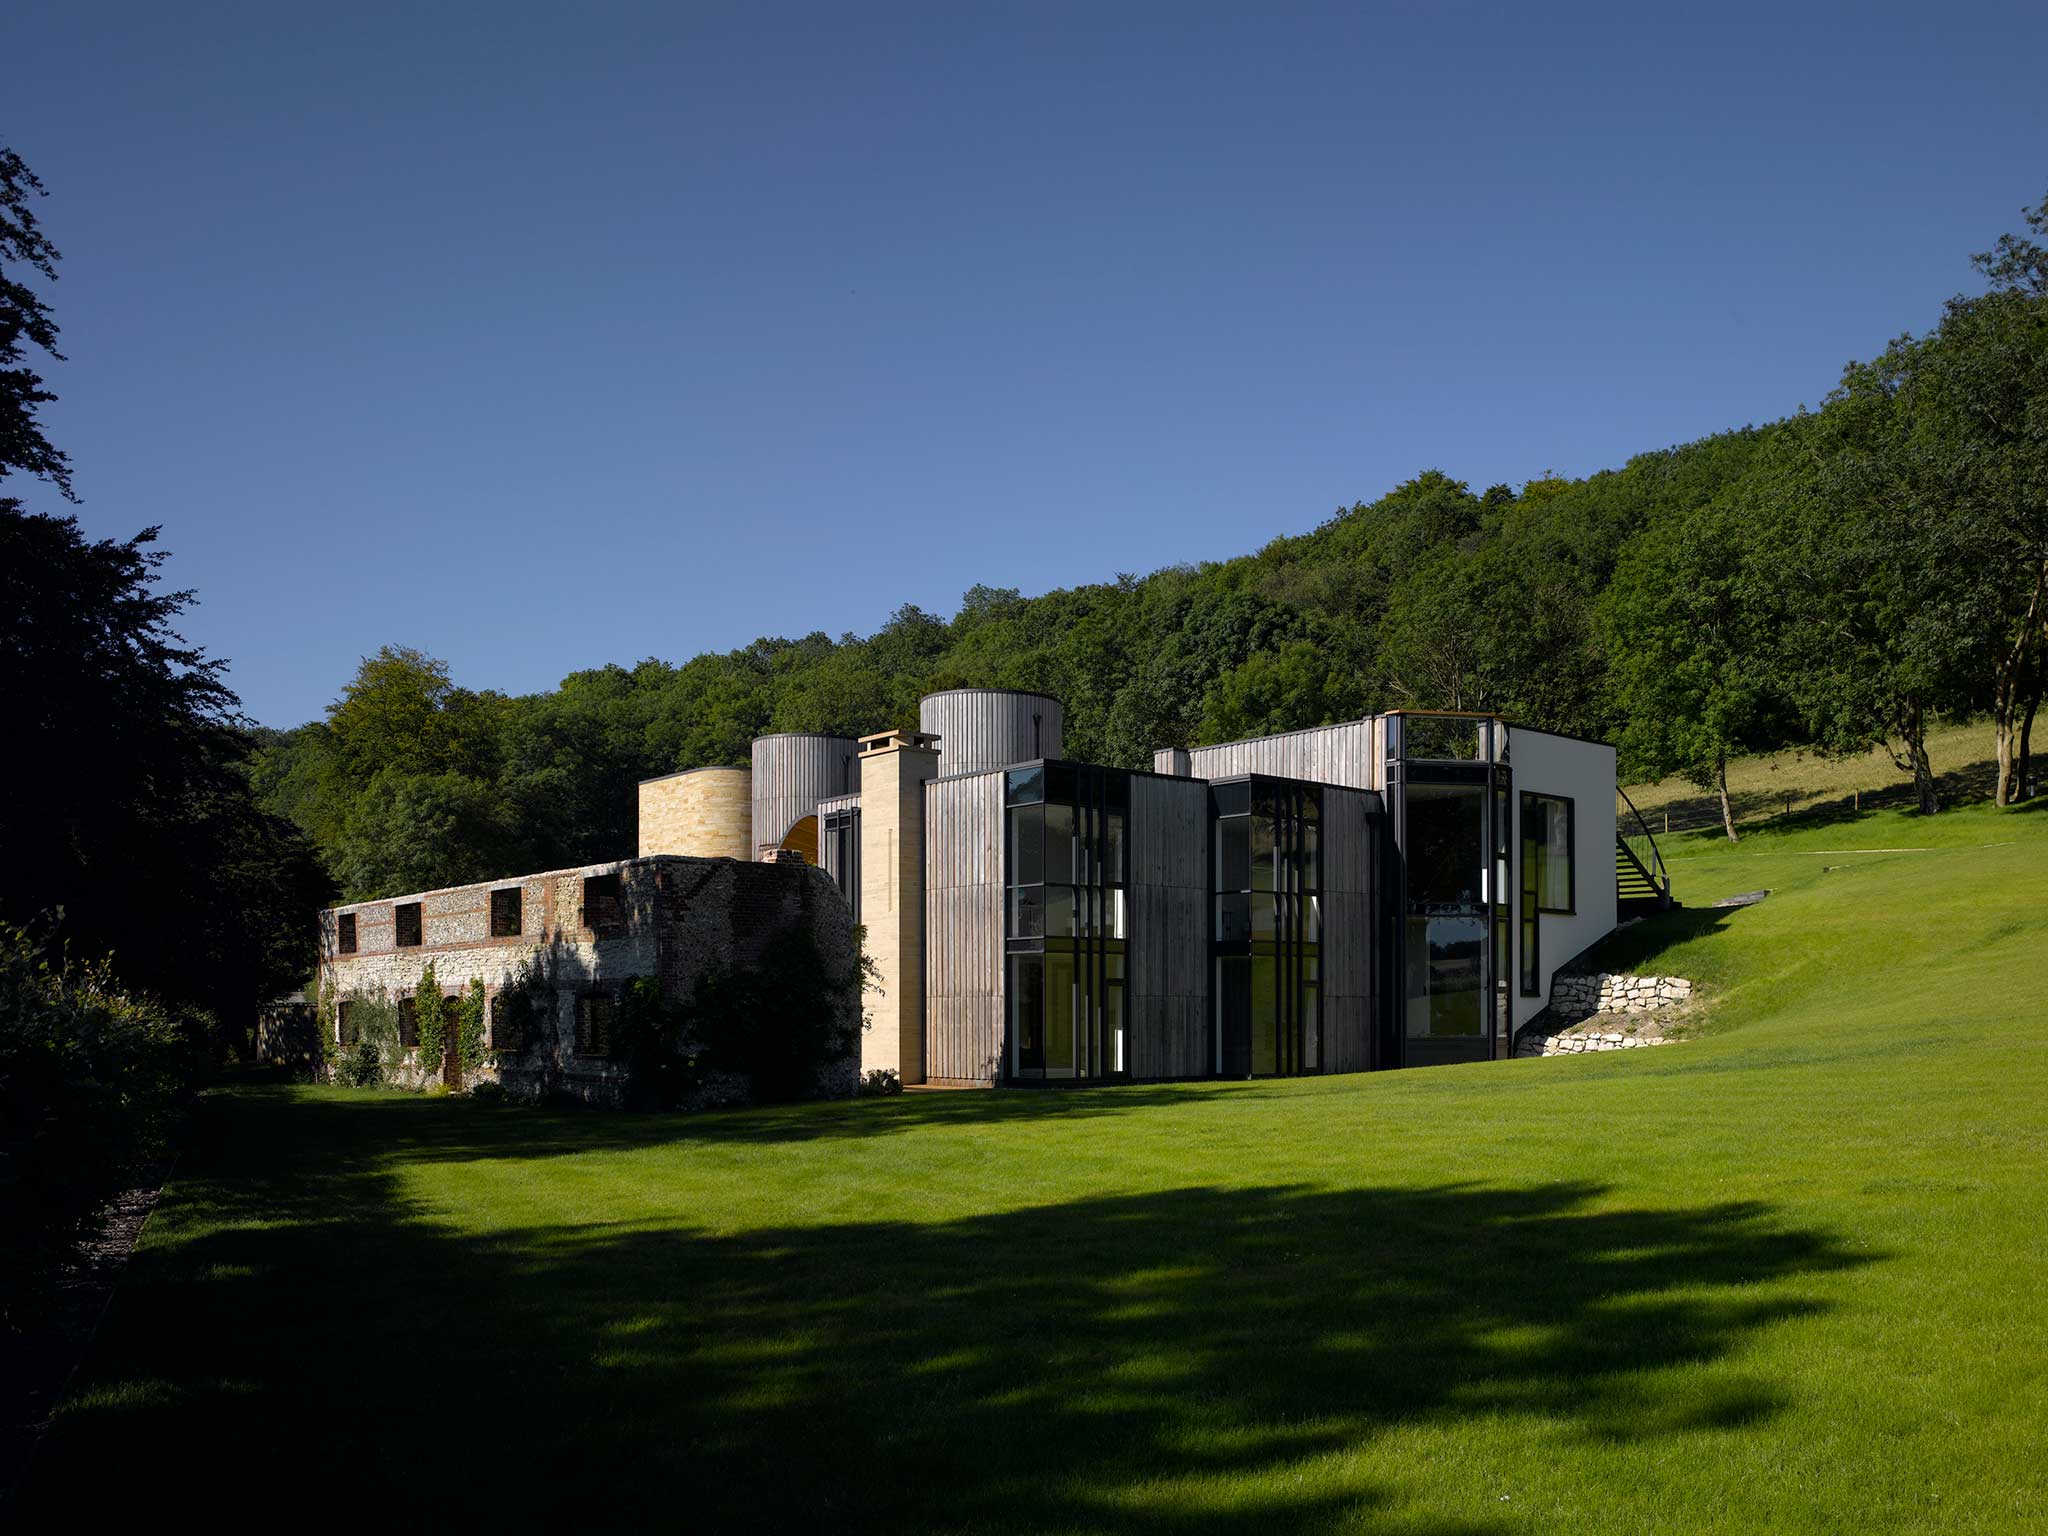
xmin=1616 ymin=785 xmax=1670 ymax=900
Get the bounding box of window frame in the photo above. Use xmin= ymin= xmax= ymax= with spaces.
xmin=394 ymin=902 xmax=423 ymax=949
xmin=1524 ymin=792 xmax=1576 ymax=916
xmin=337 ymin=912 xmax=357 ymax=955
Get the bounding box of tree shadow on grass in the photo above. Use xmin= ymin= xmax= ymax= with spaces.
xmin=1641 ymin=755 xmax=2012 ymax=835
xmin=22 ymin=1090 xmax=1878 ymax=1533
xmin=232 ymin=1074 xmax=1323 ymax=1170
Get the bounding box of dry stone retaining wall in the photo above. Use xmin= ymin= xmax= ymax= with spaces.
xmin=1514 ymin=972 xmax=1696 ymax=1059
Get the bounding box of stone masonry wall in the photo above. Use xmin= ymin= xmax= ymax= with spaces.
xmin=1513 ymin=972 xmax=1695 ymax=1059
xmin=317 ymin=855 xmax=858 ymax=1106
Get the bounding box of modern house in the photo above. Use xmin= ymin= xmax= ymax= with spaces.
xmin=317 ymin=688 xmax=1665 ymax=1097
xmin=639 ymin=691 xmax=1663 ymax=1083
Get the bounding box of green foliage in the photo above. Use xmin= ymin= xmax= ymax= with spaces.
xmin=413 ymin=965 xmax=448 ymax=1073
xmin=860 ymin=1067 xmax=902 ymax=1096
xmin=457 ymin=977 xmax=487 ymax=1073
xmin=0 ymin=917 xmax=202 ymax=1319
xmin=331 ymin=990 xmax=398 ymax=1088
xmin=1 ymin=143 xmax=331 ymax=1057
xmin=488 ymin=950 xmax=550 ymax=1061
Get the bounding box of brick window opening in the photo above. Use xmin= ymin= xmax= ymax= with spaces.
xmin=576 ymin=992 xmax=614 ymax=1056
xmin=581 ymin=873 xmax=625 ymax=936
xmin=490 ymin=887 xmax=523 ymax=938
xmin=489 ymin=993 xmax=522 ymax=1054
xmin=337 ymin=912 xmax=357 ymax=954
xmin=397 ymin=996 xmax=419 ymax=1048
xmin=395 ymin=902 xmax=423 ymax=948
xmin=337 ymin=1001 xmax=358 ymax=1046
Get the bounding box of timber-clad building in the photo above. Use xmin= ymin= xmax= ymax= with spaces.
xmin=638 ymin=689 xmax=1628 ymax=1083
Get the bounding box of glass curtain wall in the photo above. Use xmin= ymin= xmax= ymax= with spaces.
xmin=821 ymin=807 xmax=859 ymax=919
xmin=1212 ymin=779 xmax=1322 ymax=1077
xmin=1400 ymin=746 xmax=1511 ymax=1063
xmin=1004 ymin=764 xmax=1128 ymax=1081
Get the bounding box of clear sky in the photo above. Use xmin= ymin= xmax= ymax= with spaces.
xmin=5 ymin=2 xmax=2045 ymax=727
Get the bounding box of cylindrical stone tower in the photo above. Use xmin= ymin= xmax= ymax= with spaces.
xmin=750 ymin=733 xmax=859 ymax=863
xmin=918 ymin=689 xmax=1065 ymax=777
xmin=637 ymin=766 xmax=753 ymax=860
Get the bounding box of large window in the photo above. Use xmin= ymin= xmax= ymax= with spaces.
xmin=394 ymin=902 xmax=422 ymax=949
xmin=1523 ymin=793 xmax=1574 ymax=912
xmin=1212 ymin=779 xmax=1321 ymax=1077
xmin=1005 ymin=764 xmax=1127 ymax=1081
xmin=337 ymin=912 xmax=358 ymax=955
xmin=822 ymin=807 xmax=860 ymax=918
xmin=1402 ymin=778 xmax=1495 ymax=1047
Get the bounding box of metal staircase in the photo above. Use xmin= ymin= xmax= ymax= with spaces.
xmin=1616 ymin=786 xmax=1674 ymax=916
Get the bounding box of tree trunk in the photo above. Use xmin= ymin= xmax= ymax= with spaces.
xmin=1994 ymin=560 xmax=2046 ymax=807
xmin=1904 ymin=701 xmax=1940 ymax=816
xmin=2020 ymin=678 xmax=2041 ymax=804
xmin=1995 ymin=686 xmax=2017 ymax=807
xmin=1717 ymin=752 xmax=1739 ymax=843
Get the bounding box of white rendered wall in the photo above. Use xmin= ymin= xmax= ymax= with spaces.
xmin=1507 ymin=729 xmax=1618 ymax=1032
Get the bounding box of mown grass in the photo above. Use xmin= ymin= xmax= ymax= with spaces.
xmin=21 ymin=803 xmax=2048 ymax=1532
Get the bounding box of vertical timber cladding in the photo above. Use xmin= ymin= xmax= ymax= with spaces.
xmin=923 ymin=771 xmax=1005 ymax=1082
xmin=1318 ymin=784 xmax=1383 ymax=1072
xmin=919 ymin=689 xmax=1065 ymax=778
xmin=751 ymin=734 xmax=858 ymax=861
xmin=1155 ymin=718 xmax=1382 ymax=792
xmin=1127 ymin=774 xmax=1210 ymax=1077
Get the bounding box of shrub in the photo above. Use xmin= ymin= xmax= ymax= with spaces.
xmin=0 ymin=918 xmax=203 ymax=1321
xmin=413 ymin=964 xmax=448 ymax=1070
xmin=468 ymin=1079 xmax=505 ymax=1105
xmin=861 ymin=1068 xmax=902 ymax=1096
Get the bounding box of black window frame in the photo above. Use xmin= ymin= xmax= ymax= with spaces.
xmin=1003 ymin=762 xmax=1129 ymax=1083
xmin=822 ymin=807 xmax=861 ymax=919
xmin=1523 ymin=792 xmax=1576 ymax=915
xmin=394 ymin=902 xmax=423 ymax=949
xmin=1211 ymin=776 xmax=1323 ymax=1078
xmin=337 ymin=912 xmax=357 ymax=955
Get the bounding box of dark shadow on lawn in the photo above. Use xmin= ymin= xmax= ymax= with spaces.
xmin=21 ymin=1089 xmax=1877 ymax=1533
xmin=1573 ymin=903 xmax=1734 ymax=976
xmin=259 ymin=1075 xmax=1320 ymax=1169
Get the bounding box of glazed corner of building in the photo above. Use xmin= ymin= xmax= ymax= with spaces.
xmin=707 ymin=696 xmax=1623 ymax=1088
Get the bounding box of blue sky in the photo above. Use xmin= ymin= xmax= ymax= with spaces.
xmin=5 ymin=1 xmax=2044 ymax=727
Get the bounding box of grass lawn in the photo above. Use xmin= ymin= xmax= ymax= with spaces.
xmin=22 ymin=804 xmax=2048 ymax=1533
xmin=1621 ymin=716 xmax=2005 ymax=833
